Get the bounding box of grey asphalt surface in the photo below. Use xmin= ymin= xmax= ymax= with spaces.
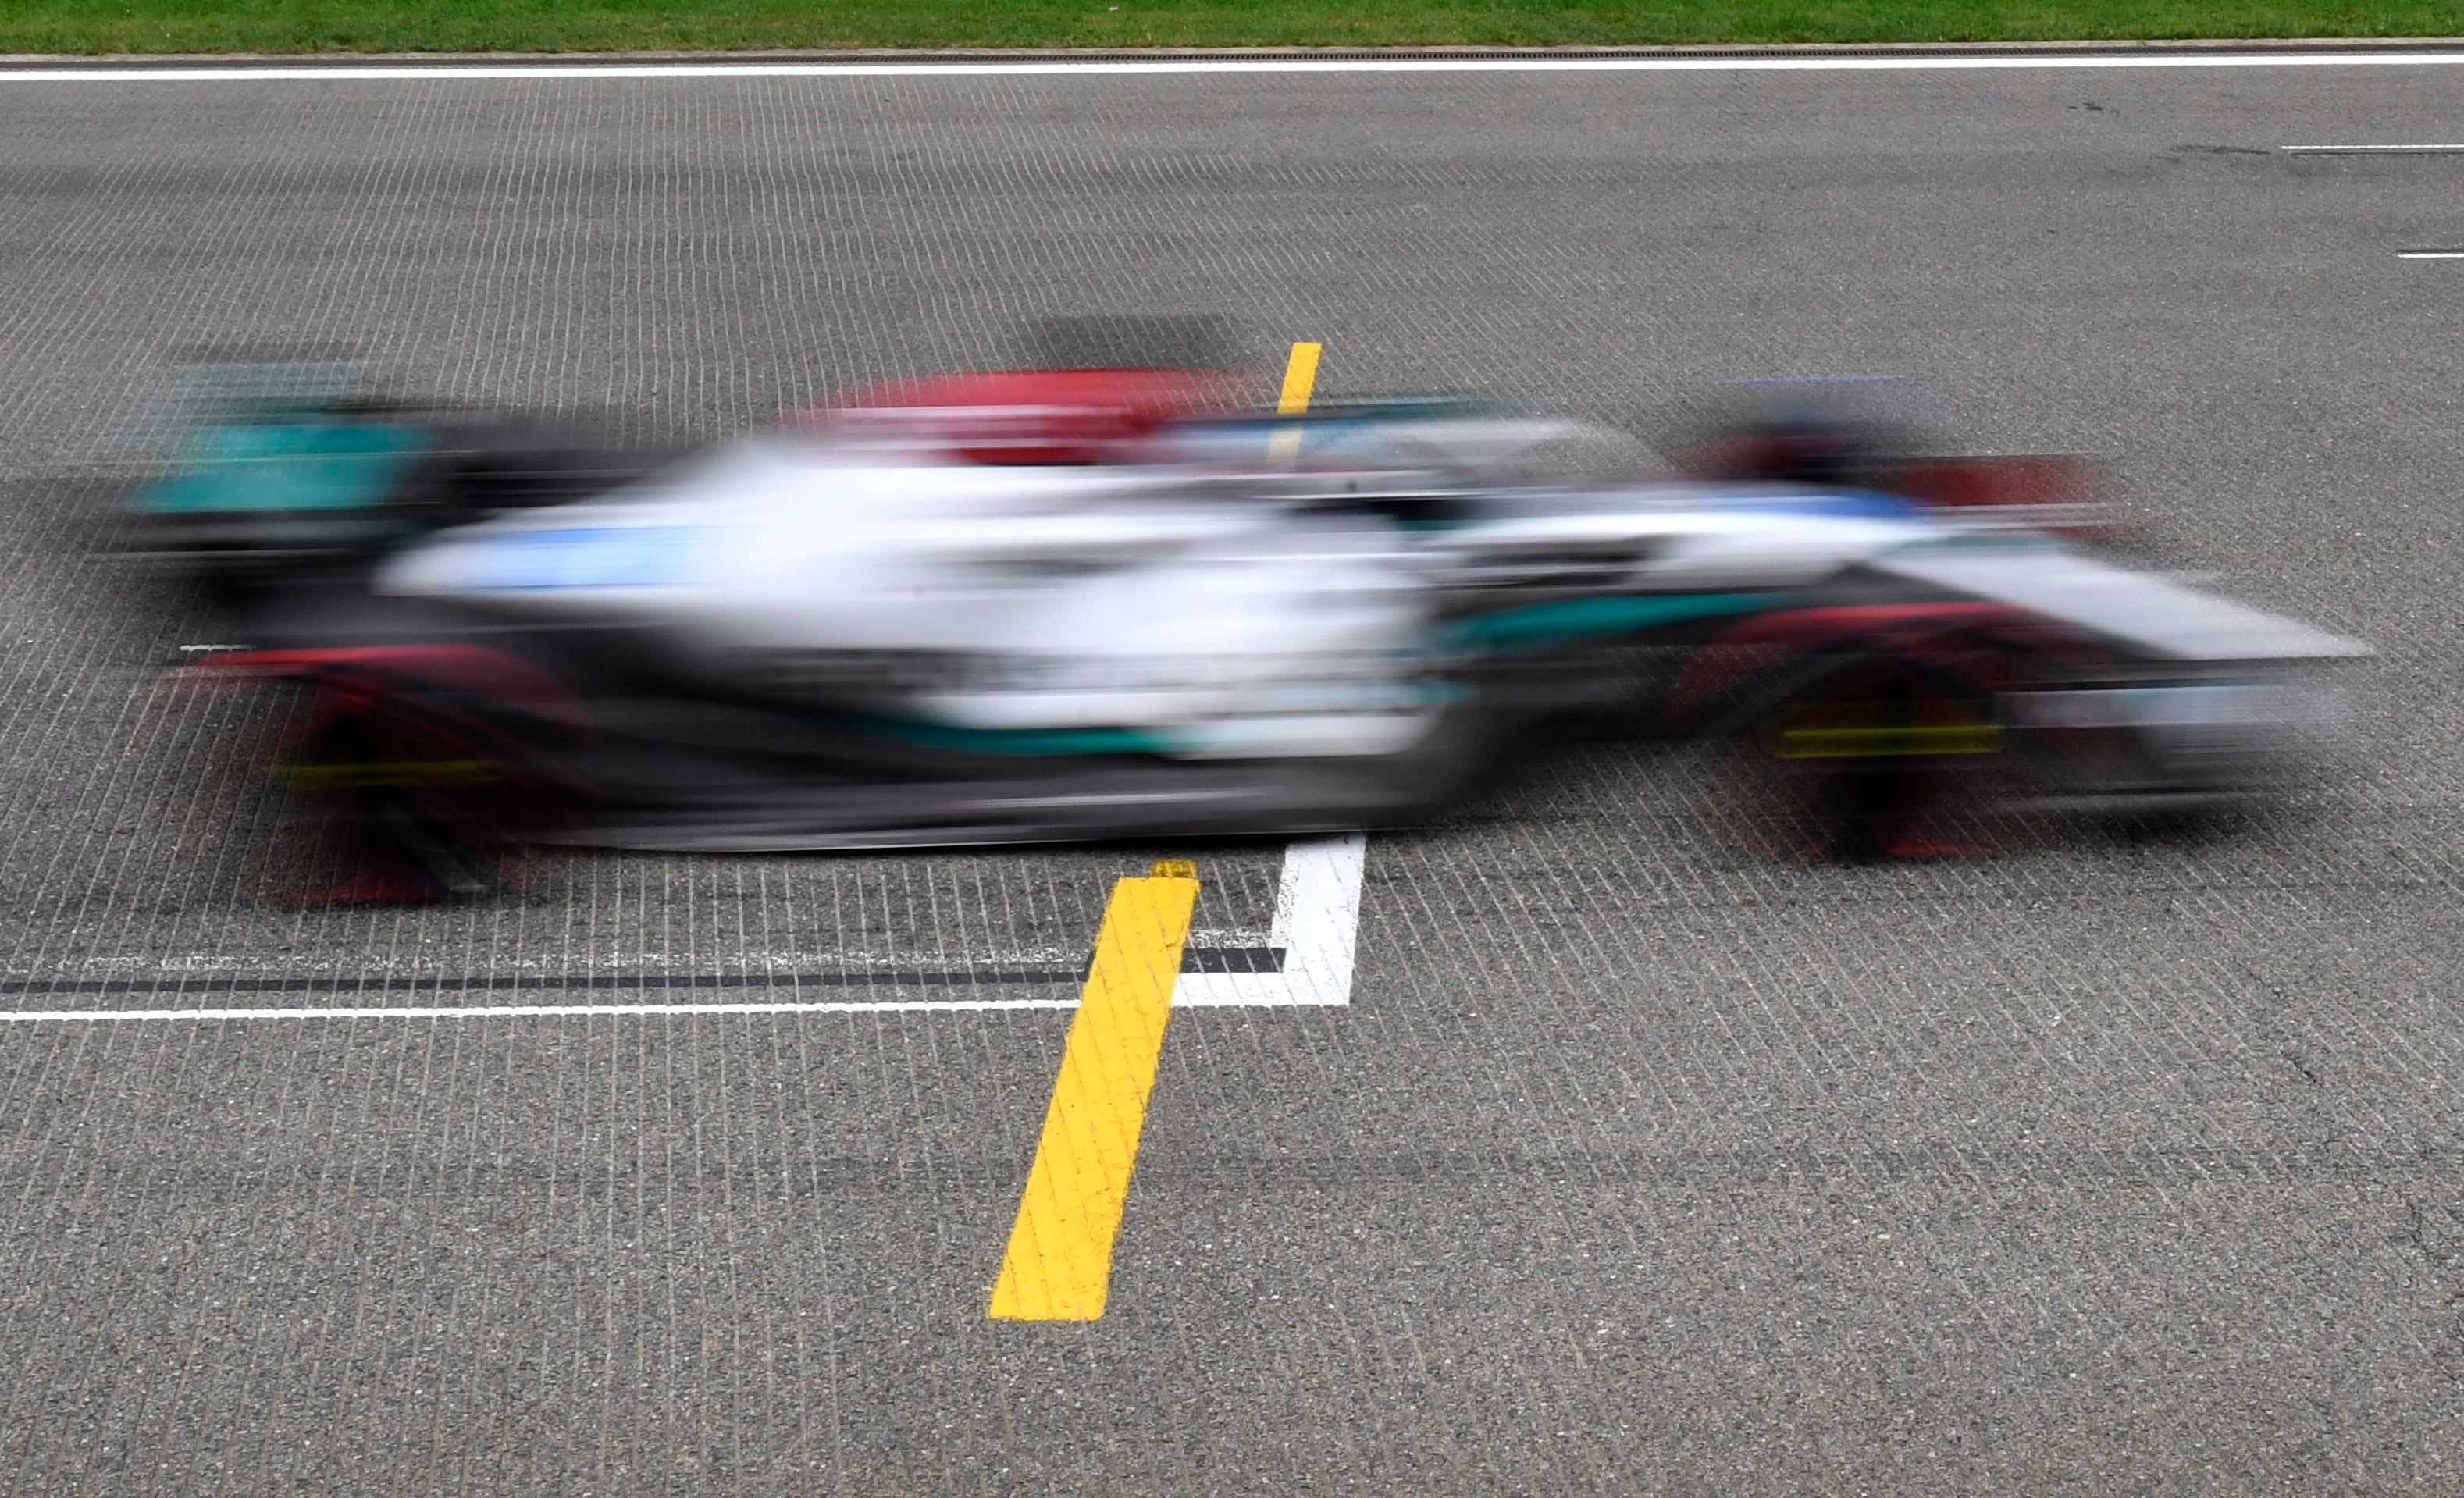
xmin=2 ymin=60 xmax=2462 ymax=1493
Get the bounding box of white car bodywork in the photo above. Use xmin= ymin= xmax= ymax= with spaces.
xmin=381 ymin=423 xmax=2367 ymax=768
xmin=384 ymin=439 xmax=1445 ymax=757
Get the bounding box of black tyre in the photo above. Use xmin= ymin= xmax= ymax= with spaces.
xmin=1707 ymin=636 xmax=2054 ymax=860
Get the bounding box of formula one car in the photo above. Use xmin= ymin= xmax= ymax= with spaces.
xmin=153 ymin=375 xmax=2366 ymax=899
xmin=115 ymin=361 xmax=660 ymax=595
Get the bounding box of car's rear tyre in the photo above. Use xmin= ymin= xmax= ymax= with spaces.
xmin=146 ymin=668 xmax=577 ymax=906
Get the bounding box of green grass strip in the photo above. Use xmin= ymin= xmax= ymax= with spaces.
xmin=5 ymin=3 xmax=2462 ymax=57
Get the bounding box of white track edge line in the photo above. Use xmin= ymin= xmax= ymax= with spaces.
xmin=5 ymin=53 xmax=2464 ymax=82
xmin=0 ymin=998 xmax=1087 ymax=1021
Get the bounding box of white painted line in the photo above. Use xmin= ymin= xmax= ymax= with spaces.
xmin=1174 ymin=833 xmax=1366 ymax=1008
xmin=0 ymin=998 xmax=1083 ymax=1023
xmin=4 ymin=53 xmax=2464 ymax=83
xmin=2282 ymin=143 xmax=2464 ymax=152
xmin=0 ymin=834 xmax=1370 ymax=1020
xmin=2398 ymin=251 xmax=2464 ymax=258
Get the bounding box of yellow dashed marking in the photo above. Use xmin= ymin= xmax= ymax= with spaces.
xmin=988 ymin=861 xmax=1199 ymax=1321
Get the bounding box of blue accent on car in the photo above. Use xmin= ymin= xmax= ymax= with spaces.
xmin=126 ymin=420 xmax=430 ymax=514
xmin=1709 ymin=488 xmax=1928 ymax=521
xmin=456 ymin=526 xmax=709 ymax=591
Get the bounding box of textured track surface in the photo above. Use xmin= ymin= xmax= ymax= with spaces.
xmin=2 ymin=65 xmax=2460 ymax=1493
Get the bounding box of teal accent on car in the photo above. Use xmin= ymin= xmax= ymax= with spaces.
xmin=1447 ymin=592 xmax=1777 ymax=652
xmin=822 ymin=711 xmax=1169 ymax=758
xmin=126 ymin=420 xmax=430 ymax=514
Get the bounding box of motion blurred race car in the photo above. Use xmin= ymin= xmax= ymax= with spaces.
xmin=116 ymin=361 xmax=657 ymax=591
xmin=151 ymin=370 xmax=2366 ymax=900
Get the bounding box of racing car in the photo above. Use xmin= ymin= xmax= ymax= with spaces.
xmin=115 ymin=360 xmax=661 ymax=601
xmin=150 ymin=372 xmax=2366 ymax=901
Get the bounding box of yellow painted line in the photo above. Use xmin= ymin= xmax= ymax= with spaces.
xmin=1779 ymin=724 xmax=2003 ymax=759
xmin=276 ymin=759 xmax=500 ymax=788
xmin=1276 ymin=341 xmax=1323 ymax=415
xmin=988 ymin=859 xmax=1199 ymax=1321
xmin=1267 ymin=340 xmax=1322 ymax=461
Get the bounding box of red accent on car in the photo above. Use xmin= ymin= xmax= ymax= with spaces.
xmin=181 ymin=644 xmax=592 ymax=732
xmin=1662 ymin=603 xmax=2034 ymax=730
xmin=1704 ymin=603 xmax=2029 ymax=648
xmin=804 ymin=367 xmax=1241 ymax=465
xmin=1895 ymin=454 xmax=2100 ymax=513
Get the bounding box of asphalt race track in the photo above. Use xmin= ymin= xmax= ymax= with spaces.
xmin=2 ymin=56 xmax=2462 ymax=1493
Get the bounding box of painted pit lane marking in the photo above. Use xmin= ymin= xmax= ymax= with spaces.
xmin=1175 ymin=833 xmax=1364 ymax=1008
xmin=1276 ymin=341 xmax=1323 ymax=414
xmin=0 ymin=834 xmax=1369 ymax=1020
xmin=1266 ymin=337 xmax=1322 ymax=465
xmin=1266 ymin=340 xmax=1321 ymax=461
xmin=989 ymin=861 xmax=1198 ymax=1320
xmin=2397 ymin=251 xmax=2464 ymax=258
xmin=7 ymin=52 xmax=2464 ymax=84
